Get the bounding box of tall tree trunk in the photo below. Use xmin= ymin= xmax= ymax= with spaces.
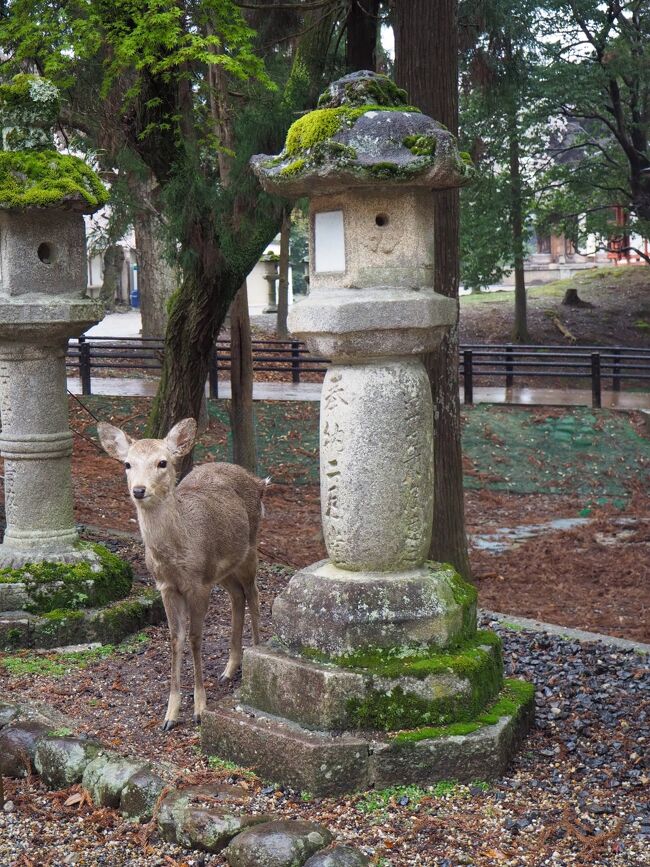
xmin=507 ymin=106 xmax=529 ymax=343
xmin=276 ymin=210 xmax=290 ymax=337
xmin=132 ymin=175 xmax=178 ymax=338
xmin=230 ymin=282 xmax=256 ymax=472
xmin=346 ymin=0 xmax=380 ymax=72
xmin=394 ymin=0 xmax=471 ymax=579
xmin=99 ymin=244 xmax=124 ymax=311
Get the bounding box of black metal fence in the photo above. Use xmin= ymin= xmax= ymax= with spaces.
xmin=67 ymin=336 xmax=650 ymax=408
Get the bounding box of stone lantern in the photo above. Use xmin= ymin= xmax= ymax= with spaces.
xmin=0 ymin=75 xmax=107 ymax=567
xmin=202 ymin=72 xmax=533 ymax=794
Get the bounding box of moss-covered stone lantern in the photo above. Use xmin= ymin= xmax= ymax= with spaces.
xmin=0 ymin=75 xmax=107 ymax=568
xmin=201 ymin=72 xmax=533 ymax=795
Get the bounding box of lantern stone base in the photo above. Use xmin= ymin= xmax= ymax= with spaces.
xmin=200 ymin=681 xmax=534 ymax=797
xmin=272 ymin=560 xmax=477 ymax=656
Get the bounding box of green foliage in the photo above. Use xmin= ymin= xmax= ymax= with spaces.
xmin=208 ymin=755 xmax=257 ymax=780
xmin=0 ymin=151 xmax=108 ymax=210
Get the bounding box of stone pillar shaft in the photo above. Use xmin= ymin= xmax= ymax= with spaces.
xmin=0 ymin=341 xmax=78 ymax=565
xmin=321 ymin=360 xmax=433 ymax=571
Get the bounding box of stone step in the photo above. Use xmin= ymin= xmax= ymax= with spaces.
xmin=0 ymin=592 xmax=165 ymax=650
xmin=200 ymin=682 xmax=535 ymax=797
xmin=239 ymin=637 xmax=503 ymax=732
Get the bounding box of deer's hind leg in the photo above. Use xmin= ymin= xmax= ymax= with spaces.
xmin=221 ymin=576 xmax=246 ymax=681
xmin=241 ymin=550 xmax=261 ymax=646
xmin=188 ymin=585 xmax=211 ymax=724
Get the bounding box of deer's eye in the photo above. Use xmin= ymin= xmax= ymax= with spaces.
xmin=158 ymin=460 xmax=167 ymax=469
xmin=125 ymin=462 xmax=131 ymax=470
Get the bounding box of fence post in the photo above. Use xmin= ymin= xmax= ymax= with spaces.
xmin=463 ymin=349 xmax=474 ymax=405
xmin=208 ymin=344 xmax=219 ymax=399
xmin=505 ymin=343 xmax=514 ymax=389
xmin=79 ymin=337 xmax=92 ymax=396
xmin=612 ymin=347 xmax=621 ymax=392
xmin=591 ymin=352 xmax=601 ymax=408
xmin=291 ymin=340 xmax=301 ymax=384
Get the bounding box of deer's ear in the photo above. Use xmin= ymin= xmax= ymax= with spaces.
xmin=98 ymin=423 xmax=133 ymax=462
xmin=165 ymin=418 xmax=197 ymax=459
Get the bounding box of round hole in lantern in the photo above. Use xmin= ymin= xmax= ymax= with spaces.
xmin=375 ymin=213 xmax=389 ymax=227
xmin=37 ymin=242 xmax=54 ymax=265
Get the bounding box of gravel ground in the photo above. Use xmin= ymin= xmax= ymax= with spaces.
xmin=1 ymin=616 xmax=648 ymax=867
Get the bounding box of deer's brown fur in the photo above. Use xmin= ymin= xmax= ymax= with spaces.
xmin=98 ymin=418 xmax=265 ymax=730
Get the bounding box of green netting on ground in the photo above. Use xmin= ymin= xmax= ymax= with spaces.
xmin=461 ymin=406 xmax=649 ymax=500
xmin=77 ymin=398 xmax=649 ymax=500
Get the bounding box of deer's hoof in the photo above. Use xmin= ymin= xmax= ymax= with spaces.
xmin=219 ymin=672 xmax=232 ymax=683
xmin=162 ymin=719 xmax=177 ymax=732
xmin=193 ymin=713 xmax=202 ymax=725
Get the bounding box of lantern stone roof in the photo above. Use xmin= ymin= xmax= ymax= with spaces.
xmin=251 ymin=71 xmax=473 ymax=197
xmin=0 ymin=75 xmax=108 ymax=213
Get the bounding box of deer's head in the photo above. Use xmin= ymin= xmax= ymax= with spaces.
xmin=98 ymin=418 xmax=197 ymax=506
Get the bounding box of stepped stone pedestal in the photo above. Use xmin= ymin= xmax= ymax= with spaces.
xmin=201 ymin=71 xmax=533 ymax=794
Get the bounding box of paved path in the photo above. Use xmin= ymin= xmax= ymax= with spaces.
xmin=66 ymin=375 xmax=650 ymax=409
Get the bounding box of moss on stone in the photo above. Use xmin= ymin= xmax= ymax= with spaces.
xmin=41 ymin=608 xmax=85 ymax=622
xmin=317 ymin=74 xmax=409 ymax=109
xmin=459 ymin=151 xmax=473 ymax=165
xmin=0 ymin=150 xmax=108 ymax=210
xmin=0 ymin=543 xmax=133 ymax=614
xmin=403 ymin=134 xmax=437 ymax=156
xmin=279 ymin=158 xmax=306 ymax=177
xmin=342 ymin=633 xmax=504 ymax=731
xmin=391 ymin=679 xmax=535 ymax=743
xmin=284 ymin=105 xmax=421 ymax=157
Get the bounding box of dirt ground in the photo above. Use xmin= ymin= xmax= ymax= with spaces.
xmin=13 ymin=395 xmax=639 ymax=644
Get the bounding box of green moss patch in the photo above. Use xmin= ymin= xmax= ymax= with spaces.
xmin=0 ymin=150 xmax=108 ymax=210
xmin=284 ymin=105 xmax=421 ymax=156
xmin=343 ymin=633 xmax=504 ymax=732
xmin=403 ymin=134 xmax=437 ymax=156
xmin=391 ymin=679 xmax=535 ymax=743
xmin=0 ymin=543 xmax=133 ymax=614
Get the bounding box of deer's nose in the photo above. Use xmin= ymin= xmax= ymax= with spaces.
xmin=133 ymin=487 xmax=146 ymax=500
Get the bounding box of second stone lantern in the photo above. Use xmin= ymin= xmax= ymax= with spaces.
xmin=202 ymin=72 xmax=533 ymax=794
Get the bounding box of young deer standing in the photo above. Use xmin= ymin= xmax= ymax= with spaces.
xmin=98 ymin=418 xmax=266 ymax=731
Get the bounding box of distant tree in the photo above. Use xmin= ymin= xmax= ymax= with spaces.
xmin=534 ymin=0 xmax=650 ymax=265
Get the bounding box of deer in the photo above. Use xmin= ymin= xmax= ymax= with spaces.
xmin=97 ymin=417 xmax=266 ymax=731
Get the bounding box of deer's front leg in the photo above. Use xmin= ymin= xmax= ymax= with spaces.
xmin=188 ymin=586 xmax=211 ymax=724
xmin=161 ymin=588 xmax=187 ymax=731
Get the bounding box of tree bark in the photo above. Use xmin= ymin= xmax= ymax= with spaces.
xmin=346 ymin=0 xmax=380 ymax=72
xmin=394 ymin=0 xmax=471 ymax=579
xmin=507 ymin=105 xmax=529 ymax=343
xmin=230 ymin=282 xmax=257 ymax=472
xmin=132 ymin=175 xmax=178 ymax=338
xmin=276 ymin=210 xmax=290 ymax=337
xmin=99 ymin=244 xmax=124 ymax=311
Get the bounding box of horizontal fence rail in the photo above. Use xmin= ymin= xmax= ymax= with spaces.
xmin=66 ymin=335 xmax=650 ymax=407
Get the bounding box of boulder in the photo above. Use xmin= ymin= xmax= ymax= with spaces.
xmin=81 ymin=752 xmax=148 ymax=808
xmin=304 ymin=846 xmax=369 ymax=867
xmin=34 ymin=736 xmax=102 ymax=789
xmin=226 ymin=820 xmax=333 ymax=867
xmin=120 ymin=767 xmax=166 ymax=823
xmin=0 ymin=720 xmax=49 ymax=777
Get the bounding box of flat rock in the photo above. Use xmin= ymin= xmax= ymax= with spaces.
xmin=158 ymin=784 xmax=269 ymax=853
xmin=0 ymin=720 xmax=50 ymax=777
xmin=120 ymin=767 xmax=166 ymax=823
xmin=34 ymin=736 xmax=102 ymax=789
xmin=225 ymin=819 xmax=333 ymax=867
xmin=81 ymin=752 xmax=148 ymax=808
xmin=304 ymin=847 xmax=369 ymax=867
